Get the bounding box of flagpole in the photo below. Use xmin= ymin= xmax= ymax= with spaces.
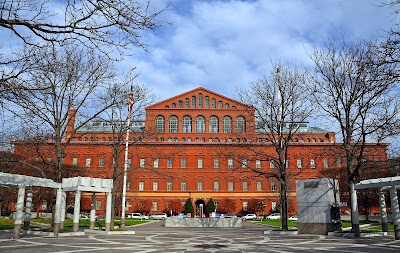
xmin=120 ymin=87 xmax=133 ymax=229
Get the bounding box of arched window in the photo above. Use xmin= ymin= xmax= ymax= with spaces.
xmin=172 ymin=103 xmax=176 ymax=108
xmin=205 ymin=96 xmax=210 ymax=108
xmin=218 ymin=101 xmax=223 ymax=108
xmin=192 ymin=96 xmax=196 ymax=108
xmin=169 ymin=116 xmax=178 ymax=133
xmin=185 ymin=98 xmax=189 ymax=108
xmin=182 ymin=116 xmax=192 ymax=133
xmin=209 ymin=116 xmax=219 ymax=133
xmin=178 ymin=101 xmax=183 ymax=108
xmin=156 ymin=116 xmax=165 ymax=133
xmin=198 ymin=93 xmax=203 ymax=108
xmin=196 ymin=116 xmax=205 ymax=133
xmin=236 ymin=116 xmax=245 ymax=133
xmin=223 ymin=116 xmax=232 ymax=133
xmin=212 ymin=98 xmax=216 ymax=108
xmin=225 ymin=103 xmax=229 ymax=109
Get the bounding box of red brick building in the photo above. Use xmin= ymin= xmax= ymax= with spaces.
xmin=13 ymin=87 xmax=389 ymax=216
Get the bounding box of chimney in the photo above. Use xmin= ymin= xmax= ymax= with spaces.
xmin=66 ymin=108 xmax=76 ymax=140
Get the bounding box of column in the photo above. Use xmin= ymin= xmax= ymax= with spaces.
xmin=53 ymin=187 xmax=63 ymax=237
xmin=89 ymin=193 xmax=96 ymax=230
xmin=105 ymin=192 xmax=112 ymax=231
xmin=390 ymin=186 xmax=400 ymax=240
xmin=379 ymin=190 xmax=388 ymax=232
xmin=60 ymin=191 xmax=66 ymax=229
xmin=23 ymin=187 xmax=33 ymax=231
xmin=350 ymin=182 xmax=360 ymax=237
xmin=13 ymin=185 xmax=26 ymax=239
xmin=72 ymin=190 xmax=81 ymax=232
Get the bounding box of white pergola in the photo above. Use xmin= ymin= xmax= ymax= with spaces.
xmin=0 ymin=173 xmax=113 ymax=239
xmin=355 ymin=176 xmax=400 ymax=240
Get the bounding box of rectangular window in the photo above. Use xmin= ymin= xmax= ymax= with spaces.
xmin=85 ymin=158 xmax=91 ymax=167
xmin=256 ymin=160 xmax=261 ymax=169
xmin=181 ymin=182 xmax=187 ymax=191
xmin=197 ymin=182 xmax=203 ymax=191
xmin=167 ymin=158 xmax=173 ymax=168
xmin=310 ymin=159 xmax=316 ymax=168
xmin=153 ymin=181 xmax=158 ymax=191
xmin=242 ymin=159 xmax=247 ymax=168
xmin=214 ymin=182 xmax=220 ymax=191
xmin=243 ymin=182 xmax=248 ymax=191
xmin=297 ymin=159 xmax=302 ymax=169
xmin=139 ymin=182 xmax=144 ymax=191
xmin=324 ymin=159 xmax=329 ymax=168
xmin=153 ymin=159 xmax=159 ymax=168
xmin=198 ymin=159 xmax=203 ymax=168
xmin=127 ymin=181 xmax=130 ymax=190
xmin=127 ymin=158 xmax=131 ymax=168
xmin=181 ymin=158 xmax=187 ymax=168
xmin=152 ymin=201 xmax=157 ymax=211
xmin=336 ymin=159 xmax=342 ymax=168
xmin=214 ymin=159 xmax=219 ymax=168
xmin=99 ymin=158 xmax=105 ymax=167
xmin=96 ymin=201 xmax=101 ymax=210
xmin=270 ymin=160 xmax=275 ymax=168
xmin=72 ymin=158 xmax=78 ymax=165
xmin=257 ymin=181 xmax=262 ymax=191
xmin=271 ymin=182 xmax=276 ymax=191
xmin=228 ymin=181 xmax=234 ymax=191
xmin=167 ymin=182 xmax=172 ymax=191
xmin=271 ymin=201 xmax=277 ymax=211
xmin=140 ymin=158 xmax=145 ymax=168
xmin=228 ymin=158 xmax=233 ymax=168
xmin=243 ymin=202 xmax=248 ymax=212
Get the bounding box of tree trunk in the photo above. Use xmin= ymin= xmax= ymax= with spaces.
xmin=280 ymin=181 xmax=288 ymax=231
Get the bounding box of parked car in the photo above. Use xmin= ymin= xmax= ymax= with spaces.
xmin=175 ymin=213 xmax=188 ymax=218
xmin=266 ymin=213 xmax=281 ymax=220
xmin=150 ymin=213 xmax=168 ymax=220
xmin=288 ymin=215 xmax=298 ymax=221
xmin=79 ymin=214 xmax=88 ymax=219
xmin=127 ymin=213 xmax=149 ymax=219
xmin=221 ymin=214 xmax=237 ymax=218
xmin=242 ymin=214 xmax=257 ymax=220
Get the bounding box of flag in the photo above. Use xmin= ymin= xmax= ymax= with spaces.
xmin=128 ymin=85 xmax=134 ymax=116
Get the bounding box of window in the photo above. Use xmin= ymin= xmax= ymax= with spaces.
xmin=72 ymin=158 xmax=78 ymax=165
xmin=179 ymin=100 xmax=183 ymax=108
xmin=172 ymin=103 xmax=176 ymax=108
xmin=256 ymin=160 xmax=261 ymax=169
xmin=209 ymin=116 xmax=219 ymax=133
xmin=85 ymin=158 xmax=91 ymax=167
xmin=214 ymin=182 xmax=220 ymax=191
xmin=242 ymin=159 xmax=247 ymax=168
xmin=205 ymin=96 xmax=209 ymax=108
xmin=324 ymin=159 xmax=329 ymax=168
xmin=152 ymin=201 xmax=157 ymax=211
xmin=218 ymin=101 xmax=223 ymax=108
xmin=169 ymin=116 xmax=178 ymax=133
xmin=96 ymin=201 xmax=101 ymax=210
xmin=140 ymin=158 xmax=145 ymax=168
xmin=139 ymin=182 xmax=144 ymax=191
xmin=271 ymin=182 xmax=276 ymax=191
xmin=228 ymin=158 xmax=233 ymax=169
xmin=182 ymin=116 xmax=192 ymax=133
xmin=197 ymin=159 xmax=203 ymax=168
xmin=185 ymin=98 xmax=189 ymax=108
xmin=167 ymin=182 xmax=172 ymax=191
xmin=181 ymin=182 xmax=187 ymax=191
xmin=167 ymin=158 xmax=173 ymax=168
xmin=153 ymin=182 xmax=158 ymax=191
xmin=225 ymin=103 xmax=229 ymax=109
xmin=257 ymin=182 xmax=262 ymax=191
xmin=156 ymin=116 xmax=165 ymax=133
xmin=99 ymin=158 xmax=104 ymax=167
xmin=127 ymin=181 xmax=130 ymax=190
xmin=196 ymin=116 xmax=205 ymax=133
xmin=236 ymin=116 xmax=246 ymax=133
xmin=223 ymin=116 xmax=232 ymax=133
xmin=192 ymin=96 xmax=196 ymax=108
xmin=181 ymin=158 xmax=187 ymax=168
xmin=243 ymin=202 xmax=248 ymax=211
xmin=197 ymin=182 xmax=203 ymax=191
xmin=310 ymin=159 xmax=316 ymax=168
xmin=271 ymin=201 xmax=277 ymax=211
xmin=336 ymin=159 xmax=342 ymax=168
xmin=243 ymin=181 xmax=248 ymax=191
xmin=214 ymin=159 xmax=219 ymax=168
xmin=198 ymin=93 xmax=203 ymax=108
xmin=228 ymin=181 xmax=234 ymax=191
xmin=153 ymin=159 xmax=159 ymax=168
xmin=297 ymin=159 xmax=302 ymax=169
xmin=270 ymin=160 xmax=275 ymax=168
xmin=127 ymin=159 xmax=131 ymax=168
xmin=212 ymin=98 xmax=216 ymax=108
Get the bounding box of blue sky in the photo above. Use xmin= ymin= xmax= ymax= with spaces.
xmin=123 ymin=0 xmax=395 ymax=101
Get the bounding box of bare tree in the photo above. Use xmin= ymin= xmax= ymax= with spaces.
xmin=235 ymin=63 xmax=313 ymax=231
xmin=308 ymin=36 xmax=400 ymax=237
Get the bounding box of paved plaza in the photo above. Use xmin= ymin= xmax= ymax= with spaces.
xmin=1 ymin=221 xmax=400 ymax=252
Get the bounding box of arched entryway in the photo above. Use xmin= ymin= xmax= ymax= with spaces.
xmin=195 ymin=199 xmax=206 ymax=217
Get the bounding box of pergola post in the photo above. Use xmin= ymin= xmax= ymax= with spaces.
xmin=60 ymin=191 xmax=66 ymax=229
xmin=89 ymin=193 xmax=96 ymax=230
xmin=72 ymin=190 xmax=81 ymax=232
xmin=23 ymin=187 xmax=33 ymax=231
xmin=13 ymin=185 xmax=26 ymax=239
xmin=379 ymin=190 xmax=388 ymax=232
xmin=105 ymin=192 xmax=112 ymax=231
xmin=390 ymin=186 xmax=400 ymax=240
xmin=53 ymin=187 xmax=63 ymax=237
xmin=350 ymin=182 xmax=360 ymax=237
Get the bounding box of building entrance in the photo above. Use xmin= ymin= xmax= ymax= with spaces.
xmin=195 ymin=199 xmax=206 ymax=217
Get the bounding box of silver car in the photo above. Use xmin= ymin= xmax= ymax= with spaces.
xmin=150 ymin=213 xmax=168 ymax=220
